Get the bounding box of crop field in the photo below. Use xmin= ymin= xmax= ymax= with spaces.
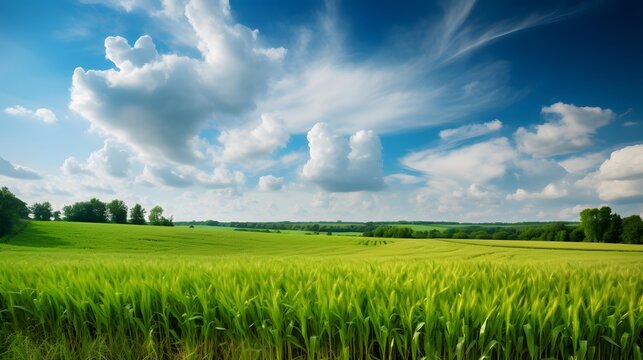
xmin=0 ymin=222 xmax=642 ymax=359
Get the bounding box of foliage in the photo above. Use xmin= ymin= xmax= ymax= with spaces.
xmin=129 ymin=204 xmax=146 ymax=225
xmin=364 ymin=225 xmax=414 ymax=238
xmin=30 ymin=201 xmax=53 ymax=221
xmin=107 ymin=200 xmax=128 ymax=224
xmin=622 ymin=215 xmax=643 ymax=244
xmin=0 ymin=221 xmax=641 ymax=359
xmin=0 ymin=187 xmax=28 ymax=237
xmin=62 ymin=198 xmax=108 ymax=223
xmin=148 ymin=205 xmax=174 ymax=226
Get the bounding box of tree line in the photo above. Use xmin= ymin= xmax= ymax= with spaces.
xmin=363 ymin=207 xmax=642 ymax=244
xmin=178 ymin=220 xmax=368 ymax=233
xmin=0 ymin=187 xmax=173 ymax=238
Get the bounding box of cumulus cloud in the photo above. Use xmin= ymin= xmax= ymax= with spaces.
xmin=506 ymin=183 xmax=568 ymax=201
xmin=60 ymin=140 xmax=131 ymax=178
xmin=558 ymin=152 xmax=606 ymax=174
xmin=219 ymin=114 xmax=289 ymax=162
xmin=258 ymin=175 xmax=284 ymax=191
xmin=592 ymin=145 xmax=643 ymax=201
xmin=515 ymin=102 xmax=614 ymax=157
xmin=86 ymin=139 xmax=132 ymax=177
xmin=4 ymin=105 xmax=57 ymax=124
xmin=302 ymin=123 xmax=384 ymax=192
xmin=439 ymin=119 xmax=502 ymax=141
xmin=61 ymin=156 xmax=92 ymax=176
xmin=0 ymin=156 xmax=42 ymax=179
xmin=140 ymin=164 xmax=245 ymax=189
xmin=70 ymin=0 xmax=286 ymax=163
xmin=402 ymin=137 xmax=516 ymax=184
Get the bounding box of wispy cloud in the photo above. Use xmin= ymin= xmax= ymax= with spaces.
xmin=4 ymin=105 xmax=57 ymax=124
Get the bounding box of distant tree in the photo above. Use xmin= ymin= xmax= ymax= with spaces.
xmin=30 ymin=202 xmax=53 ymax=221
xmin=580 ymin=208 xmax=600 ymax=242
xmin=492 ymin=231 xmax=510 ymax=240
xmin=622 ymin=215 xmax=643 ymax=244
xmin=149 ymin=205 xmax=163 ymax=225
xmin=52 ymin=211 xmax=62 ymax=221
xmin=0 ymin=187 xmax=28 ymax=237
xmin=63 ymin=198 xmax=108 ymax=223
xmin=569 ymin=226 xmax=585 ymax=242
xmin=129 ymin=204 xmax=146 ymax=225
xmin=453 ymin=231 xmax=469 ymax=239
xmin=471 ymin=230 xmax=491 ymax=239
xmin=603 ymin=213 xmax=622 ymax=243
xmin=107 ymin=200 xmax=128 ymax=224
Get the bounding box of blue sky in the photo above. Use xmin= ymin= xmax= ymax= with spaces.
xmin=1 ymin=0 xmax=642 ymax=222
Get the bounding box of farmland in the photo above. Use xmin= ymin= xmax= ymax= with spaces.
xmin=0 ymin=221 xmax=642 ymax=359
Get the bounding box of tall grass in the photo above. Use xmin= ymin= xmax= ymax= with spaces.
xmin=1 ymin=258 xmax=641 ymax=359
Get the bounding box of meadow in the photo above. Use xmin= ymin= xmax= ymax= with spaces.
xmin=0 ymin=221 xmax=641 ymax=359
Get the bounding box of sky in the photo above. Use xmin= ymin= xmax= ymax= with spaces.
xmin=1 ymin=0 xmax=642 ymax=222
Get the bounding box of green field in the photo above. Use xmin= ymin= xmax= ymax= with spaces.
xmin=1 ymin=221 xmax=642 ymax=359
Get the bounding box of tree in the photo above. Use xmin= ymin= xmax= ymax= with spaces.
xmin=149 ymin=205 xmax=163 ymax=225
xmin=107 ymin=200 xmax=128 ymax=224
xmin=0 ymin=187 xmax=28 ymax=237
xmin=30 ymin=202 xmax=53 ymax=221
xmin=569 ymin=226 xmax=585 ymax=242
xmin=148 ymin=205 xmax=174 ymax=227
xmin=622 ymin=215 xmax=643 ymax=244
xmin=603 ymin=213 xmax=622 ymax=243
xmin=63 ymin=198 xmax=107 ymax=223
xmin=52 ymin=211 xmax=61 ymax=221
xmin=129 ymin=204 xmax=146 ymax=225
xmin=580 ymin=208 xmax=600 ymax=242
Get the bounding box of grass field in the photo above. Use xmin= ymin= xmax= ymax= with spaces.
xmin=0 ymin=221 xmax=642 ymax=359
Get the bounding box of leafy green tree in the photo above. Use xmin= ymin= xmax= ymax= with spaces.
xmin=622 ymin=215 xmax=643 ymax=244
xmin=492 ymin=231 xmax=510 ymax=240
xmin=453 ymin=231 xmax=469 ymax=239
xmin=52 ymin=211 xmax=61 ymax=221
xmin=129 ymin=204 xmax=146 ymax=225
xmin=30 ymin=202 xmax=53 ymax=221
xmin=149 ymin=205 xmax=163 ymax=225
xmin=580 ymin=208 xmax=600 ymax=242
xmin=569 ymin=226 xmax=585 ymax=242
xmin=0 ymin=187 xmax=28 ymax=237
xmin=107 ymin=200 xmax=128 ymax=224
xmin=603 ymin=213 xmax=622 ymax=243
xmin=63 ymin=198 xmax=108 ymax=223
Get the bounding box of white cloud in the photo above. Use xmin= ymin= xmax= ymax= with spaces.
xmin=61 ymin=156 xmax=92 ymax=176
xmin=506 ymin=183 xmax=568 ymax=200
xmin=4 ymin=105 xmax=57 ymax=124
xmin=70 ymin=0 xmax=286 ymax=163
xmin=401 ymin=137 xmax=516 ymax=184
xmin=139 ymin=164 xmax=245 ymax=189
xmin=0 ymin=156 xmax=42 ymax=179
xmin=302 ymin=123 xmax=384 ymax=192
xmin=558 ymin=152 xmax=606 ymax=174
xmin=87 ymin=139 xmax=132 ymax=178
xmin=593 ymin=144 xmax=643 ymax=201
xmin=60 ymin=140 xmax=132 ymax=178
xmin=439 ymin=119 xmax=502 ymax=141
xmin=385 ymin=173 xmax=424 ymax=185
xmin=597 ymin=144 xmax=643 ymax=181
xmin=258 ymin=175 xmax=284 ymax=191
xmin=515 ymin=102 xmax=614 ymax=157
xmin=219 ymin=114 xmax=289 ymax=162
xmin=261 ymin=60 xmax=512 ymax=134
